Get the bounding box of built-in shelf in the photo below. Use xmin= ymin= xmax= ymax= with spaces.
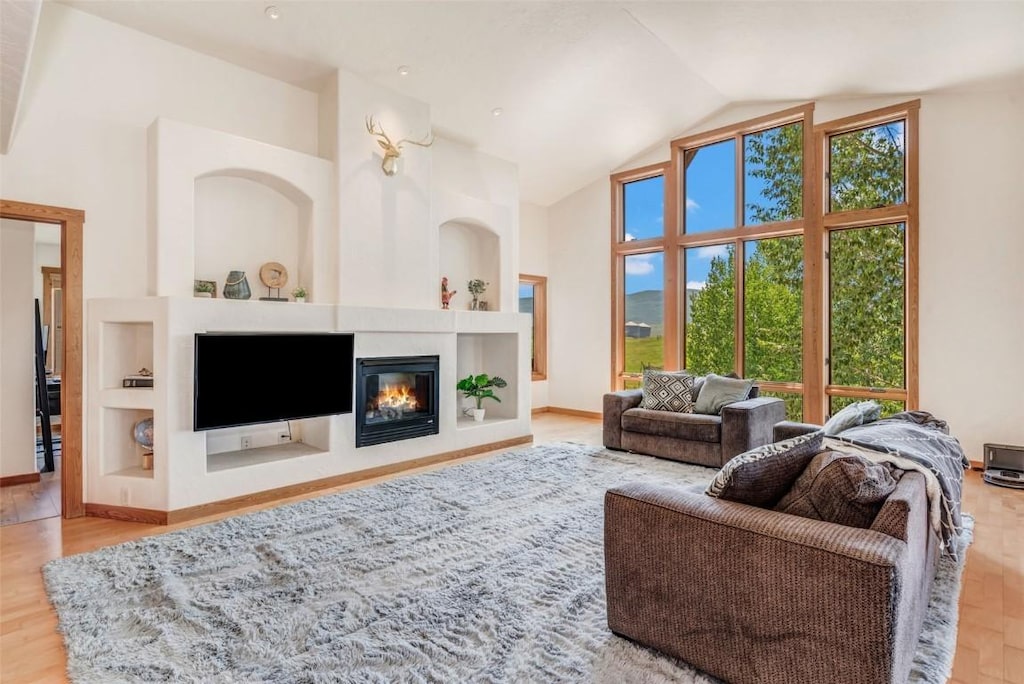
xmin=207 ymin=441 xmax=326 ymax=473
xmin=100 ymin=388 xmax=154 ymax=409
xmin=109 ymin=465 xmax=154 ymax=479
xmin=456 ymin=415 xmax=517 ymax=430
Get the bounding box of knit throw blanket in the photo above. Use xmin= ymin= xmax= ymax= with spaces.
xmin=830 ymin=411 xmax=970 ymax=558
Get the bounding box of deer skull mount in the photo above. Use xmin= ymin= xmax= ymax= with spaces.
xmin=365 ymin=115 xmax=434 ymax=176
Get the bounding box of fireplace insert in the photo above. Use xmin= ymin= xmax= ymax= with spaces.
xmin=355 ymin=355 xmax=439 ymax=447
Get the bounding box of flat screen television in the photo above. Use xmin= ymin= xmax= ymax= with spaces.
xmin=193 ymin=332 xmax=354 ymax=431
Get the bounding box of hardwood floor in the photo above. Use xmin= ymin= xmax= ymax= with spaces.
xmin=1 ymin=459 xmax=61 ymax=526
xmin=0 ymin=414 xmax=1020 ymax=683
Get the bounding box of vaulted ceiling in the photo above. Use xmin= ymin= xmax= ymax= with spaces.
xmin=52 ymin=1 xmax=1024 ymax=205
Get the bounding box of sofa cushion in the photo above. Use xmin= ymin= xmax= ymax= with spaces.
xmin=823 ymin=400 xmax=881 ymax=436
xmin=640 ymin=369 xmax=695 ymax=413
xmin=706 ymin=430 xmax=824 ymax=507
xmin=775 ymin=450 xmax=899 ymax=529
xmin=621 ymin=408 xmax=721 ymax=443
xmin=694 ymin=374 xmax=755 ymax=415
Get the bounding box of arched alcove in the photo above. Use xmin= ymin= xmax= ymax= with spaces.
xmin=438 ymin=218 xmax=501 ymax=312
xmin=194 ymin=171 xmax=310 ymax=300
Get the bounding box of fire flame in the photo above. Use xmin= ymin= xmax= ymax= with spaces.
xmin=376 ymin=383 xmax=418 ymax=411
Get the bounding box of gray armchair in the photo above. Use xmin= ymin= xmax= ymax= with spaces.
xmin=603 ymin=386 xmax=785 ymax=468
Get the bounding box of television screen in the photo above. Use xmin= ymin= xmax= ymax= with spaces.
xmin=194 ymin=332 xmax=354 ymax=431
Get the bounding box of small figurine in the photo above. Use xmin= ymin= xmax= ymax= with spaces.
xmin=441 ymin=276 xmax=457 ymax=310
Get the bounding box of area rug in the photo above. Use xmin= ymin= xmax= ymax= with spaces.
xmin=44 ymin=442 xmax=974 ymax=683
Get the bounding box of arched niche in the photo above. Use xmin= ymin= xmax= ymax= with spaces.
xmin=194 ymin=170 xmax=311 ymax=300
xmin=148 ymin=118 xmax=334 ymax=302
xmin=438 ymin=218 xmax=501 ymax=312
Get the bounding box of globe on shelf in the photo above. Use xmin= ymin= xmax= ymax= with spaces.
xmin=133 ymin=417 xmax=154 ymax=470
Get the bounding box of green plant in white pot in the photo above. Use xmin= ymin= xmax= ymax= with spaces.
xmin=456 ymin=373 xmax=507 ymax=421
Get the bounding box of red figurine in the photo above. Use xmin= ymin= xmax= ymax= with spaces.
xmin=441 ymin=276 xmax=457 ymax=309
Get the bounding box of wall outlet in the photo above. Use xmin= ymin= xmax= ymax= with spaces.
xmin=278 ymin=432 xmax=292 ymax=444
xmin=119 ymin=486 xmax=130 ymax=505
xmin=240 ymin=436 xmax=252 ymax=450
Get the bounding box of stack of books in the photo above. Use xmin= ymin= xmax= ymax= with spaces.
xmin=122 ymin=374 xmax=154 ymax=388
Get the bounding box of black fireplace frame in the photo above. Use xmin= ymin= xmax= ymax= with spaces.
xmin=355 ymin=355 xmax=440 ymax=448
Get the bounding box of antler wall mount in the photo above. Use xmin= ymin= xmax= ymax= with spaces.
xmin=365 ymin=115 xmax=434 ymax=176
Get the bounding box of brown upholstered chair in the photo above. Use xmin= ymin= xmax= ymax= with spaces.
xmin=603 ymin=470 xmax=940 ymax=684
xmin=603 ymin=384 xmax=785 ymax=468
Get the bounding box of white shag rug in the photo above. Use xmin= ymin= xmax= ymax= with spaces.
xmin=44 ymin=442 xmax=973 ymax=683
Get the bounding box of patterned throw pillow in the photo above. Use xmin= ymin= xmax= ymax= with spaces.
xmin=705 ymin=430 xmax=825 ymax=507
xmin=822 ymin=400 xmax=881 ymax=436
xmin=774 ymin=450 xmax=899 ymax=529
xmin=640 ymin=369 xmax=695 ymax=413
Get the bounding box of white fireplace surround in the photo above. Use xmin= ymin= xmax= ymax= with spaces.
xmin=86 ymin=116 xmax=530 ymax=515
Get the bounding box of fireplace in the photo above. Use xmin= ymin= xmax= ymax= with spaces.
xmin=355 ymin=355 xmax=439 ymax=447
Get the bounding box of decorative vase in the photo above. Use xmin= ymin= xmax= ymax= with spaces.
xmin=194 ymin=292 xmax=212 ymax=298
xmin=470 ymin=297 xmax=479 ymax=311
xmin=223 ymin=271 xmax=251 ymax=300
xmin=471 ymin=408 xmax=485 ymax=422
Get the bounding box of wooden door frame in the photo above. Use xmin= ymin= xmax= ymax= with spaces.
xmin=1 ymin=199 xmax=85 ymax=518
xmin=41 ymin=265 xmax=61 ymax=374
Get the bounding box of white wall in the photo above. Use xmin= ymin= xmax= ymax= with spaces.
xmin=439 ymin=222 xmax=500 ymax=312
xmin=334 ymin=70 xmax=434 ymax=309
xmin=519 ymin=202 xmax=550 ymax=408
xmin=546 ymin=87 xmax=1024 ymax=457
xmin=0 ymin=2 xmax=319 ymax=301
xmin=194 ymin=176 xmax=300 ymax=298
xmin=1 ymin=220 xmax=38 ymax=477
xmin=547 ymin=181 xmax=611 ymax=414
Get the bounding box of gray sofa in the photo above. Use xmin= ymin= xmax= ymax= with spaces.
xmin=604 ymin=467 xmax=940 ymax=683
xmin=603 ymin=385 xmax=785 ymax=468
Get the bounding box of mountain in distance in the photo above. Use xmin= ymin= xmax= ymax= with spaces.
xmin=625 ymin=290 xmax=663 ymax=327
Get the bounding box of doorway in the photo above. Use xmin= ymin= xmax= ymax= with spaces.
xmin=0 ymin=200 xmax=84 ymax=519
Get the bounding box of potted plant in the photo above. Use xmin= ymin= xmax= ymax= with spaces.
xmin=467 ymin=279 xmax=488 ymax=311
xmin=292 ymin=286 xmax=307 ymax=303
xmin=194 ymin=281 xmax=215 ymax=298
xmin=456 ymin=373 xmax=507 ymax=421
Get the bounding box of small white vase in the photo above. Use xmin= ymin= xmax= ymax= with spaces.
xmin=471 ymin=408 xmax=485 ymax=422
xmin=295 ymin=297 xmax=306 ymax=303
xmin=195 ymin=292 xmax=212 ymax=298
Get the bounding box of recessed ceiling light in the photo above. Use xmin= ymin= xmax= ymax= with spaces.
xmin=491 ymin=108 xmax=504 ymax=117
xmin=397 ymin=65 xmax=410 ymax=76
xmin=264 ymin=5 xmax=280 ymax=19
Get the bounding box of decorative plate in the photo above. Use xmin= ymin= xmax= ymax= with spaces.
xmin=133 ymin=417 xmax=154 ymax=450
xmin=259 ymin=262 xmax=289 ymax=289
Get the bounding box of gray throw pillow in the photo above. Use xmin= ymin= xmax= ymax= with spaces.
xmin=694 ymin=373 xmax=754 ymax=415
xmin=706 ymin=430 xmax=825 ymax=508
xmin=640 ymin=369 xmax=694 ymax=413
xmin=822 ymin=400 xmax=881 ymax=436
xmin=774 ymin=450 xmax=898 ymax=529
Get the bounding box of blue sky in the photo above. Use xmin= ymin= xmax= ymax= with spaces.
xmin=622 ymin=130 xmax=786 ymax=295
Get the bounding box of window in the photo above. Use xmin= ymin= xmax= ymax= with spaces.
xmin=610 ymin=100 xmax=918 ymax=424
xmin=823 ymin=104 xmax=918 ymax=417
xmin=611 ymin=164 xmax=673 ymax=389
xmin=519 ymin=274 xmax=547 ymax=380
xmin=677 ymin=107 xmax=810 ymax=420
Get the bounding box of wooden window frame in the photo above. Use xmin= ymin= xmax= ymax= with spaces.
xmin=519 ymin=274 xmax=548 ymax=381
xmin=609 ymin=101 xmax=917 ymax=424
xmin=671 ymin=104 xmax=814 ymax=409
xmin=816 ymin=100 xmax=920 ymax=418
xmin=610 ymin=162 xmax=674 ymax=389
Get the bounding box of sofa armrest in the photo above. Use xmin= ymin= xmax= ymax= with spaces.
xmin=720 ymin=396 xmax=786 ymax=463
xmin=773 ymin=420 xmax=822 ymax=442
xmin=603 ymin=390 xmax=643 ymax=450
xmin=605 ymin=483 xmax=907 ymax=684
